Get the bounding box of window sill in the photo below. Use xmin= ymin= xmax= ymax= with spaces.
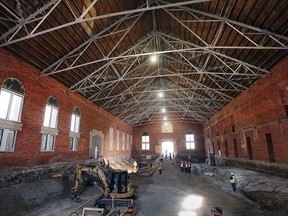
xmin=0 ymin=119 xmax=22 ymax=131
xmin=41 ymin=126 xmax=58 ymax=135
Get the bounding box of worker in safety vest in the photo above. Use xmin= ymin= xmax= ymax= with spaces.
xmin=229 ymin=173 xmax=237 ymax=192
xmin=180 ymin=161 xmax=184 ymax=173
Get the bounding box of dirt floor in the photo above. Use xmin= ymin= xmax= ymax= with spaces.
xmin=1 ymin=159 xmax=288 ymax=216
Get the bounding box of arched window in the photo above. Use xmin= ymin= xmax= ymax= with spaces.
xmin=142 ymin=132 xmax=150 ymax=150
xmin=0 ymin=78 xmax=24 ymax=152
xmin=70 ymin=107 xmax=81 ymax=151
xmin=185 ymin=132 xmax=195 ymax=150
xmin=116 ymin=127 xmax=120 ymax=150
xmin=109 ymin=124 xmax=114 ymax=151
xmin=122 ymin=129 xmax=125 ymax=150
xmin=41 ymin=96 xmax=59 ymax=151
xmin=282 ymin=87 xmax=288 ymax=117
xmin=126 ymin=131 xmax=129 ymax=150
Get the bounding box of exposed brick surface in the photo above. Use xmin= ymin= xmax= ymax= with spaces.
xmin=204 ymin=58 xmax=288 ymax=164
xmin=0 ymin=49 xmax=132 ymax=168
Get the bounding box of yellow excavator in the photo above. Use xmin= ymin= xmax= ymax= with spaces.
xmin=135 ymin=161 xmax=155 ymax=176
xmin=72 ymin=165 xmax=134 ymax=199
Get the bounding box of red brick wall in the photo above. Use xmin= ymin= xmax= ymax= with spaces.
xmin=132 ymin=122 xmax=205 ymax=156
xmin=0 ymin=49 xmax=132 ymax=168
xmin=203 ymin=57 xmax=288 ymax=164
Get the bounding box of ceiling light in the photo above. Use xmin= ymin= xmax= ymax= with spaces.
xmin=161 ymin=108 xmax=166 ymax=113
xmin=151 ymin=54 xmax=157 ymax=63
xmin=164 ymin=116 xmax=167 ymax=121
xmin=158 ymin=92 xmax=163 ymax=98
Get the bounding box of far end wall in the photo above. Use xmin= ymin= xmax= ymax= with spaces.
xmin=132 ymin=122 xmax=205 ymax=162
xmin=203 ymin=58 xmax=288 ymax=165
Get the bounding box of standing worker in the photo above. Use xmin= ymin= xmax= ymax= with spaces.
xmin=229 ymin=173 xmax=237 ymax=192
xmin=180 ymin=161 xmax=184 ymax=173
xmin=158 ymin=163 xmax=162 ymax=174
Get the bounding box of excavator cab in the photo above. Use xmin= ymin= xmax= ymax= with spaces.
xmin=110 ymin=170 xmax=128 ymax=194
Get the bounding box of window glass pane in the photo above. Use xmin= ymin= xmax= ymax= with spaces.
xmin=0 ymin=129 xmax=3 ymax=147
xmin=116 ymin=129 xmax=120 ymax=150
xmin=50 ymin=107 xmax=58 ymax=128
xmin=109 ymin=126 xmax=113 ymax=150
xmin=70 ymin=115 xmax=76 ymax=132
xmin=42 ymin=134 xmax=48 ymax=150
xmin=48 ymin=96 xmax=59 ymax=107
xmin=49 ymin=135 xmax=55 ymax=150
xmin=3 ymin=79 xmax=24 ymax=94
xmin=70 ymin=137 xmax=77 ymax=151
xmin=142 ymin=136 xmax=145 ymax=142
xmin=43 ymin=106 xmax=51 ymax=127
xmin=186 ymin=142 xmax=190 ymax=149
xmin=69 ymin=137 xmax=73 ymax=150
xmin=146 ymin=136 xmax=149 ymax=142
xmin=142 ymin=144 xmax=146 ymax=150
xmin=9 ymin=94 xmax=22 ymax=121
xmin=6 ymin=130 xmax=16 ymax=151
xmin=74 ymin=137 xmax=78 ymax=150
xmin=146 ymin=144 xmax=150 ymax=150
xmin=0 ymin=90 xmax=11 ymax=119
xmin=75 ymin=116 xmax=80 ymax=132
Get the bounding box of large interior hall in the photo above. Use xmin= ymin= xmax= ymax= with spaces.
xmin=0 ymin=0 xmax=288 ymax=216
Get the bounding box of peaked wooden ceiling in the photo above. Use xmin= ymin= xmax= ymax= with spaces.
xmin=1 ymin=0 xmax=287 ymax=126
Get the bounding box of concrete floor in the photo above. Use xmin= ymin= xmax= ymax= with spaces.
xmin=132 ymin=160 xmax=266 ymax=216
xmin=1 ymin=159 xmax=288 ymax=216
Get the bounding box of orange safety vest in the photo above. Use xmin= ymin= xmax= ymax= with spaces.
xmin=126 ymin=206 xmax=133 ymax=216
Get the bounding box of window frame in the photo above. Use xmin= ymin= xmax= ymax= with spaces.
xmin=69 ymin=108 xmax=81 ymax=151
xmin=141 ymin=133 xmax=150 ymax=150
xmin=41 ymin=96 xmax=59 ymax=152
xmin=0 ymin=78 xmax=24 ymax=152
xmin=109 ymin=124 xmax=114 ymax=151
xmin=116 ymin=127 xmax=120 ymax=150
xmin=185 ymin=132 xmax=195 ymax=150
xmin=122 ymin=129 xmax=125 ymax=150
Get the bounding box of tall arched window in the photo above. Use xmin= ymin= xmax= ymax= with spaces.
xmin=70 ymin=107 xmax=80 ymax=151
xmin=0 ymin=78 xmax=24 ymax=152
xmin=282 ymin=87 xmax=288 ymax=117
xmin=116 ymin=127 xmax=120 ymax=150
xmin=41 ymin=96 xmax=59 ymax=151
xmin=126 ymin=131 xmax=129 ymax=150
xmin=142 ymin=132 xmax=150 ymax=150
xmin=122 ymin=129 xmax=125 ymax=150
xmin=109 ymin=124 xmax=114 ymax=151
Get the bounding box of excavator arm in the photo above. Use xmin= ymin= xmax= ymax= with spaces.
xmin=72 ymin=165 xmax=111 ymax=196
xmin=72 ymin=165 xmax=134 ymax=199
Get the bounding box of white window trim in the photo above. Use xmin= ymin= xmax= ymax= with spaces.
xmin=142 ymin=135 xmax=150 ymax=150
xmin=109 ymin=126 xmax=113 ymax=151
xmin=41 ymin=134 xmax=56 ymax=152
xmin=41 ymin=126 xmax=58 ymax=136
xmin=0 ymin=88 xmax=24 ymax=122
xmin=69 ymin=131 xmax=80 ymax=138
xmin=0 ymin=129 xmax=17 ymax=152
xmin=69 ymin=137 xmax=78 ymax=151
xmin=185 ymin=133 xmax=195 ymax=150
xmin=0 ymin=118 xmax=22 ymax=131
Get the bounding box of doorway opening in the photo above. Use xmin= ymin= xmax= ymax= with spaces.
xmin=161 ymin=141 xmax=174 ymax=158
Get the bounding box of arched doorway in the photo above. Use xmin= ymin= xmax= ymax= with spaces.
xmin=90 ymin=129 xmax=104 ymax=159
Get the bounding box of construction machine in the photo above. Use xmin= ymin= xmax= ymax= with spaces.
xmin=72 ymin=165 xmax=134 ymax=199
xmin=135 ymin=161 xmax=155 ymax=176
